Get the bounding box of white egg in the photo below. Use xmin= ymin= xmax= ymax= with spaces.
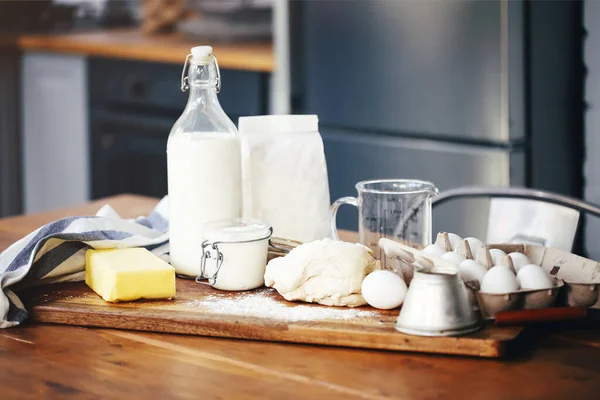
xmin=509 ymin=252 xmax=531 ymax=272
xmin=517 ymin=264 xmax=554 ymax=290
xmin=458 ymin=259 xmax=487 ymax=285
xmin=361 ymin=270 xmax=408 ymax=310
xmin=463 ymin=237 xmax=484 ymax=258
xmin=441 ymin=251 xmax=466 ymax=265
xmin=447 ymin=233 xmax=463 ymax=250
xmin=422 ymin=244 xmax=446 ymax=257
xmin=481 ymin=265 xmax=520 ymax=294
xmin=489 ymin=248 xmax=507 ymax=266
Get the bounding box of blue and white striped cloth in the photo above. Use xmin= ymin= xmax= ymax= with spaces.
xmin=0 ymin=197 xmax=170 ymax=328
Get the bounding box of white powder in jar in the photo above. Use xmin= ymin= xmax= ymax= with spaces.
xmin=240 ymin=115 xmax=331 ymax=243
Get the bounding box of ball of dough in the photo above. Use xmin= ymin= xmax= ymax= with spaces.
xmin=361 ymin=270 xmax=407 ymax=310
xmin=264 ymin=239 xmax=381 ymax=307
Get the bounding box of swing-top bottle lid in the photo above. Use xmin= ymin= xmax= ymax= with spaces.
xmin=191 ymin=46 xmax=213 ymax=63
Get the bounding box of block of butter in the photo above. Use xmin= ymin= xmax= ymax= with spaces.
xmin=85 ymin=248 xmax=176 ymax=302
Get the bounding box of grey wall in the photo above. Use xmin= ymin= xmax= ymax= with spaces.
xmin=585 ymin=1 xmax=600 ymax=259
xmin=0 ymin=50 xmax=22 ymax=217
xmin=21 ymin=53 xmax=89 ymax=213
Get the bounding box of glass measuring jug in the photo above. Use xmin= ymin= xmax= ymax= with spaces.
xmin=330 ymin=179 xmax=439 ymax=258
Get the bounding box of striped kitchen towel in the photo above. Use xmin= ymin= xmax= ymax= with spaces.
xmin=0 ymin=197 xmax=170 ymax=328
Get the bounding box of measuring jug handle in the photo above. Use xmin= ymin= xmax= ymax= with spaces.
xmin=330 ymin=196 xmax=358 ymax=240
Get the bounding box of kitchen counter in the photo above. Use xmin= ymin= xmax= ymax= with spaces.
xmin=2 ymin=195 xmax=600 ymax=399
xmin=17 ymin=29 xmax=273 ymax=72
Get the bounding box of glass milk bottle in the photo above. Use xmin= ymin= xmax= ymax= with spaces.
xmin=167 ymin=46 xmax=241 ymax=277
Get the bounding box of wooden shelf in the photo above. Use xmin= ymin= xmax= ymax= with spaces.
xmin=17 ymin=29 xmax=274 ymax=72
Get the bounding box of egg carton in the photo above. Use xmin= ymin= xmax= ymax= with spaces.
xmin=488 ymin=243 xmax=600 ymax=309
xmin=466 ymin=279 xmax=563 ymax=318
xmin=379 ymin=234 xmax=571 ymax=318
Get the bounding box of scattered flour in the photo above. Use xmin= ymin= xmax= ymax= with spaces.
xmin=184 ymin=289 xmax=379 ymax=322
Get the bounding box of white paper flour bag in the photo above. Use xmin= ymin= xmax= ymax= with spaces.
xmin=239 ymin=115 xmax=330 ymax=242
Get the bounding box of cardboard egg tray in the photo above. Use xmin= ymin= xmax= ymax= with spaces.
xmin=379 ymin=236 xmax=600 ymax=319
xmin=488 ymin=243 xmax=600 ymax=310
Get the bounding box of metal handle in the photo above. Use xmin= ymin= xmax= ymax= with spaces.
xmin=181 ymin=53 xmax=221 ymax=93
xmin=180 ymin=54 xmax=192 ymax=92
xmin=196 ymin=241 xmax=224 ymax=286
xmin=431 ymin=186 xmax=600 ymax=219
xmin=212 ymin=53 xmax=221 ymax=93
xmin=329 ymin=196 xmax=358 ymax=240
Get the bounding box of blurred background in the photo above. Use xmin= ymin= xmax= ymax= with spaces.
xmin=0 ymin=0 xmax=594 ymax=255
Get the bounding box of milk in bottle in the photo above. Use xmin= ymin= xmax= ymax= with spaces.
xmin=167 ymin=46 xmax=241 ymax=277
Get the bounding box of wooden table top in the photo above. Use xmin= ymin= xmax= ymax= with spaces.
xmin=2 ymin=194 xmax=600 ymax=399
xmin=17 ymin=29 xmax=273 ymax=72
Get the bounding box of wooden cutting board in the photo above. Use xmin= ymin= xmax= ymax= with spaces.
xmin=23 ymin=278 xmax=525 ymax=358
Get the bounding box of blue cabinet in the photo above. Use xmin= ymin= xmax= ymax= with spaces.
xmin=90 ymin=111 xmax=172 ymax=199
xmin=89 ymin=58 xmax=266 ymax=120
